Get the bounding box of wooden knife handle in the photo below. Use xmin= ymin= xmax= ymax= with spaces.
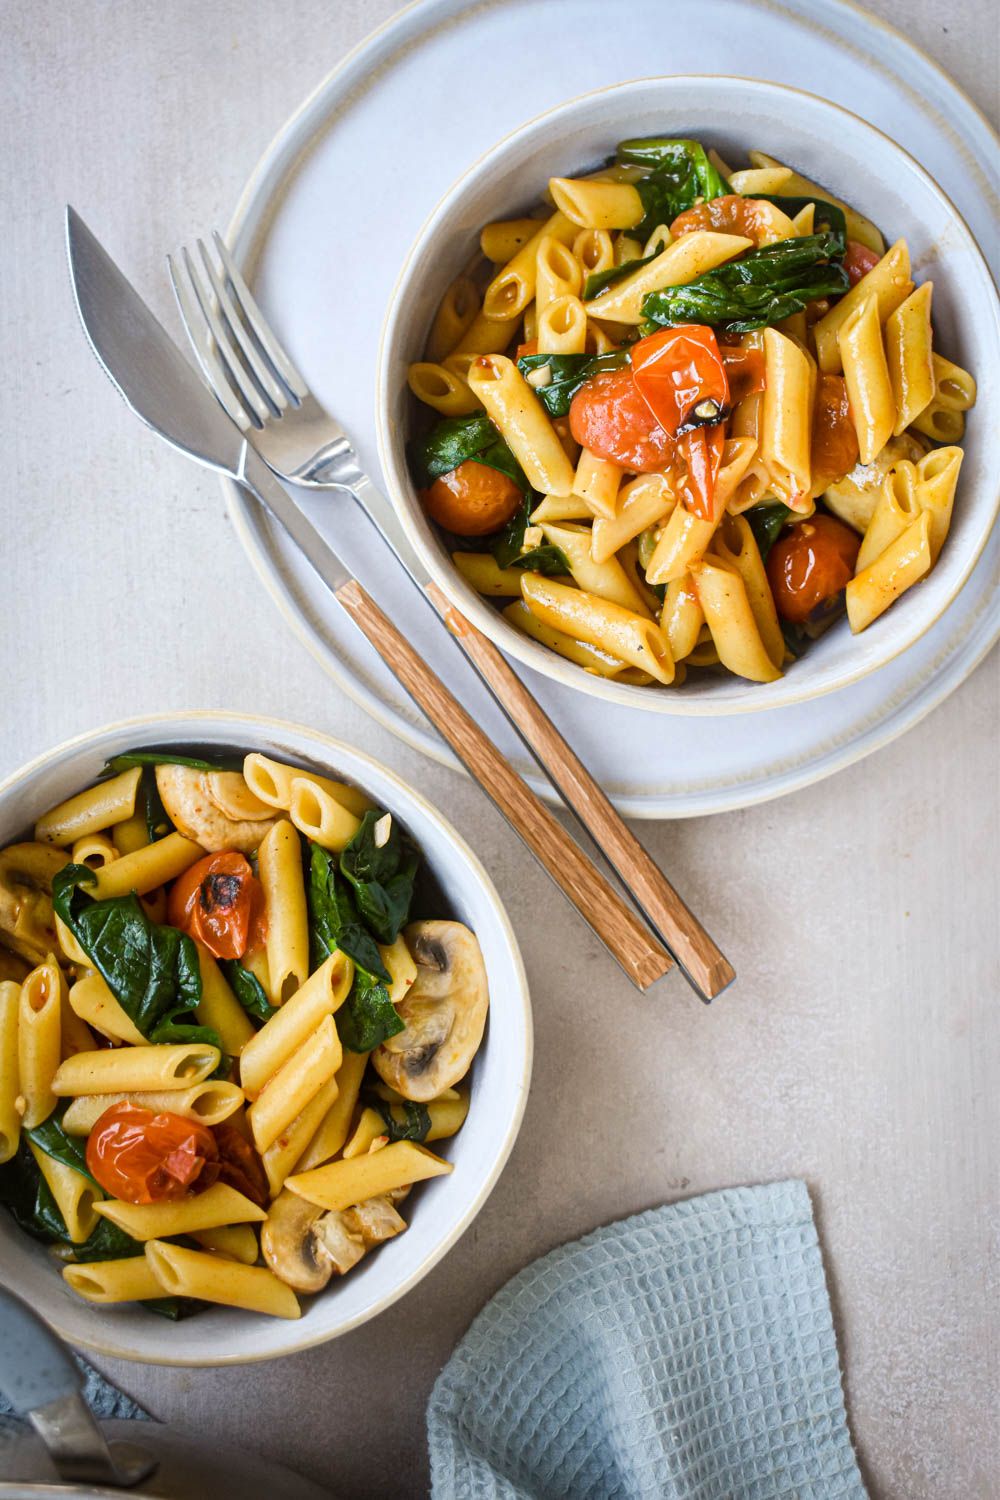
xmin=335 ymin=578 xmax=672 ymax=992
xmin=425 ymin=583 xmax=735 ymax=1002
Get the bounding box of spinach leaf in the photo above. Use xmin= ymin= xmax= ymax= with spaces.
xmin=144 ymin=1298 xmax=192 ymax=1320
xmin=340 ymin=811 xmax=419 ymax=947
xmin=0 ymin=1141 xmax=67 ymax=1243
xmin=515 ymin=350 xmax=630 ymax=416
xmin=138 ymin=766 xmax=172 ymax=843
xmin=308 ymin=843 xmax=388 ymax=982
xmin=25 ymin=1107 xmax=97 ymax=1187
xmin=52 ymin=866 xmax=211 ymax=1046
xmin=745 ymin=502 xmax=793 ymax=562
xmin=101 ymin=750 xmax=232 ymax=776
xmin=583 ymin=251 xmax=658 ymax=302
xmin=492 ymin=499 xmax=570 ymax=576
xmin=616 ymin=138 xmax=729 ymax=238
xmin=337 ymin=969 xmax=405 ymax=1053
xmin=749 ymin=195 xmax=847 ymax=247
xmin=371 ymin=1098 xmax=431 ymax=1143
xmin=409 ymin=414 xmax=531 ymax=495
xmin=642 ymin=232 xmax=849 ymax=334
xmin=220 ymin=959 xmax=277 ymax=1023
xmin=73 ymin=1217 xmax=146 ymax=1264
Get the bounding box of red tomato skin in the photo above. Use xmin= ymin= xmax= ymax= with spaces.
xmin=86 ymin=1103 xmax=218 ymax=1205
xmin=167 ymin=852 xmax=263 ymax=961
xmin=630 ymin=325 xmax=729 ymax=439
xmin=843 ymin=240 xmax=881 ymax=287
xmin=421 ymin=460 xmax=522 ymax=536
xmin=766 ymin=515 xmax=861 ymax=623
xmin=720 ymin=344 xmax=766 ymax=406
xmin=568 ymin=367 xmax=674 ymax=472
xmin=514 ymin=339 xmax=538 ymax=361
xmin=676 ymin=424 xmax=727 ymax=522
xmin=811 ymin=374 xmax=859 ymax=493
xmin=670 ymin=194 xmax=774 ymax=245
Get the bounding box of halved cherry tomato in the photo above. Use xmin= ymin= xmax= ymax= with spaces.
xmin=515 ymin=339 xmax=538 ymax=361
xmin=421 ymin=459 xmax=522 ymax=536
xmin=843 ymin=240 xmax=881 ymax=287
xmin=630 ymin=326 xmax=729 ymax=439
xmin=811 ymin=374 xmax=859 ymax=494
xmin=168 ymin=851 xmax=265 ymax=961
xmin=676 ymin=423 xmax=727 ymax=522
xmin=212 ymin=1122 xmax=269 ymax=1208
xmin=670 ymin=194 xmax=780 ymax=247
xmin=568 ymin=365 xmax=674 ymax=472
xmin=766 ymin=514 xmax=860 ymax=623
xmin=720 ymin=344 xmax=766 ymax=407
xmin=86 ymin=1102 xmax=218 ymax=1205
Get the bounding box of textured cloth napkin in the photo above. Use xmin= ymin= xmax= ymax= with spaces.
xmin=0 ymin=1355 xmax=147 ymax=1421
xmin=427 ymin=1180 xmax=866 ymax=1500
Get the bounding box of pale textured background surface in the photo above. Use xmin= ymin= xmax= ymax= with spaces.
xmin=2 ymin=2 xmax=997 ymax=1497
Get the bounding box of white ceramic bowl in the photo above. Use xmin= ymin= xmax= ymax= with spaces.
xmin=0 ymin=712 xmax=531 ymax=1364
xmin=378 ymin=76 xmax=1000 ymax=715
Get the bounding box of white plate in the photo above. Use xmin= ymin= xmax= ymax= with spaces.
xmin=222 ymin=0 xmax=1000 ymax=819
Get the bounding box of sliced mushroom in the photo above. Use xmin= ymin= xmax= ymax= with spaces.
xmin=205 ymin=771 xmax=275 ymax=823
xmin=823 ymin=433 xmax=929 ymax=533
xmin=372 ymin=920 xmax=488 ymax=1102
xmin=155 ymin=765 xmax=278 ymax=854
xmin=262 ymin=1186 xmax=407 ymax=1291
xmin=0 ymin=843 xmax=69 ymax=966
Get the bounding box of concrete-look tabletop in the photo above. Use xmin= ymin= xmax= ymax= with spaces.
xmin=2 ymin=3 xmax=997 ymax=1496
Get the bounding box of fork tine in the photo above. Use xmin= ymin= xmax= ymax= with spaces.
xmin=212 ymin=230 xmax=310 ymax=400
xmin=180 ymin=245 xmax=271 ymax=427
xmin=195 ymin=238 xmax=290 ymax=413
xmin=167 ymin=251 xmax=253 ymax=433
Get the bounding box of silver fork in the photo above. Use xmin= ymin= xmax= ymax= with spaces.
xmin=167 ymin=232 xmax=734 ymax=1002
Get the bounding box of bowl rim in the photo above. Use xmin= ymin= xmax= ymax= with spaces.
xmin=0 ymin=710 xmax=532 ymax=1365
xmin=376 ymin=73 xmax=1000 ymax=717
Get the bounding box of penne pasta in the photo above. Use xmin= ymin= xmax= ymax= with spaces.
xmin=746 ymin=151 xmax=885 ymax=253
xmin=548 ymin=176 xmax=644 ymax=230
xmin=240 ymin=951 xmax=352 ymax=1100
xmin=342 ymin=1107 xmax=389 ymax=1159
xmin=480 ymin=217 xmax=546 ymax=263
xmin=242 ymin=755 xmax=373 ymax=820
xmin=537 ymin=294 xmax=588 ymax=355
xmin=95 ymin=1182 xmax=266 ymax=1240
xmin=145 ymin=1240 xmax=300 ymax=1319
xmin=482 ymin=210 xmax=577 ymax=322
xmin=194 ymin=944 xmax=256 ymax=1056
xmin=70 ymin=832 xmax=118 ymax=869
xmin=468 ymin=355 xmax=576 ymax=496
xmin=192 ymin=1223 xmax=260 ymax=1264
xmin=69 ymin=972 xmax=146 ymax=1046
xmin=111 ymin=810 xmax=149 ymax=855
xmin=584 ymin=231 xmax=753 ymax=323
xmin=520 ymin=574 xmax=673 ymax=683
xmin=838 ymin=294 xmax=896 ymax=464
xmin=539 ymin=521 xmax=651 ymax=615
xmin=761 ymin=328 xmax=813 ymax=505
xmin=18 ymin=961 xmax=63 ymax=1128
xmin=425 ymin=276 xmax=480 ymax=362
xmin=813 ymin=239 xmax=912 ymax=373
xmin=248 ymin=1013 xmax=341 ymax=1153
xmin=52 ymin=1042 xmax=220 ymax=1097
xmin=261 ymin=1072 xmax=341 ymax=1198
xmin=28 ymin=1141 xmax=101 ymax=1243
xmin=502 ymin=600 xmax=634 ymax=678
xmin=661 ymin=576 xmax=705 ymax=663
xmin=856 ymin=465 xmax=922 ymax=572
xmin=296 ymin=1048 xmax=370 ymax=1171
xmin=846 ymin=510 xmax=932 ymax=632
xmin=407 ymin=360 xmax=481 ymax=417
xmin=0 ymin=981 xmax=21 ymax=1163
xmin=572 ymin=228 xmax=615 ymax=277
xmin=61 ymin=1080 xmax=245 ymax=1135
xmin=258 ymin=819 xmax=310 ymax=1006
xmin=287 ymin=779 xmax=362 ymax=854
xmin=63 ymin=1256 xmax=165 ymax=1305
xmin=34 ymin=768 xmax=142 ymax=847
xmin=452 ymin=552 xmax=531 ymax=596
xmin=914 ymin=446 xmax=963 ymax=562
xmin=572 ymin=448 xmax=624 ymax=520
xmin=711 ymin=516 xmax=785 ymax=671
xmin=286 ymin=1140 xmax=453 ymax=1213
xmin=885 ymin=283 xmax=934 ymax=434
xmin=645 ymin=506 xmax=719 ymax=586
xmin=535 ymin=235 xmax=583 ymax=314
xmin=591 ymin=473 xmax=675 ymax=564
xmin=689 ymin=556 xmax=783 ymax=683
xmin=88 ymin=833 xmax=203 ymax=901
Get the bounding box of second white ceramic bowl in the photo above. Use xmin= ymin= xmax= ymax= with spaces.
xmin=0 ymin=713 xmax=531 ymax=1364
xmin=378 ymin=76 xmax=1000 ymax=715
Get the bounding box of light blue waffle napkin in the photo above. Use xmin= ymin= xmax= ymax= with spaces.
xmin=428 ymin=1180 xmax=866 ymax=1499
xmin=0 ymin=1356 xmax=147 ymax=1421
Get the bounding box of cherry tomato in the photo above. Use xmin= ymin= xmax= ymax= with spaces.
xmin=168 ymin=851 xmax=265 ymax=961
xmin=720 ymin=344 xmax=766 ymax=407
xmin=766 ymin=514 xmax=861 ymax=623
xmin=676 ymin=423 xmax=727 ymax=522
xmin=212 ymin=1122 xmax=269 ymax=1208
xmin=421 ymin=459 xmax=522 ymax=536
xmin=670 ymin=194 xmax=782 ymax=246
xmin=843 ymin=240 xmax=881 ymax=287
xmin=514 ymin=339 xmax=538 ymax=361
xmin=630 ymin=326 xmax=730 ymax=439
xmin=86 ymin=1103 xmax=218 ymax=1205
xmin=811 ymin=374 xmax=859 ymax=494
xmin=568 ymin=366 xmax=674 ymax=472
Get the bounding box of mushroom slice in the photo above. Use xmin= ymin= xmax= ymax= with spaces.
xmin=823 ymin=432 xmax=929 ymax=533
xmin=155 ymin=765 xmax=277 ymax=854
xmin=0 ymin=843 xmax=69 ymax=966
xmin=205 ymin=772 xmax=275 ymax=823
xmin=262 ymin=1187 xmax=407 ymax=1291
xmin=372 ymin=921 xmax=488 ymax=1103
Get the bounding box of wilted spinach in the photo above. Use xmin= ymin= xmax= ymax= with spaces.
xmin=336 ymin=970 xmax=404 ymax=1053
xmin=616 ymin=137 xmax=729 ymax=237
xmin=340 ymin=811 xmax=418 ymax=947
xmin=25 ymin=1108 xmax=97 ymax=1186
xmin=745 ymin=502 xmax=793 ymax=562
xmin=307 ymin=843 xmax=388 ymax=981
xmin=515 ymin=350 xmax=630 ymax=416
xmin=492 ymin=500 xmax=570 ymax=576
xmin=220 ymin=959 xmax=276 ymax=1023
xmin=371 ymin=1099 xmax=431 ymax=1143
xmin=409 ymin=413 xmax=531 ymax=494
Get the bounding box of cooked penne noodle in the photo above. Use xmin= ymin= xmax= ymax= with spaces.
xmin=407 ymin=360 xmax=481 ymax=416
xmin=59 ymin=990 xmax=94 ymax=1061
xmin=885 ymin=283 xmax=934 ymax=433
xmin=288 ymin=779 xmax=362 ymax=854
xmin=572 ymin=228 xmax=615 ymax=277
xmin=453 ymin=308 xmax=516 ymax=356
xmin=194 ymin=944 xmax=255 ymax=1057
xmin=61 ymin=1081 xmax=245 ymax=1135
xmin=712 ymin=516 xmax=785 ymax=670
xmin=591 ymin=473 xmax=675 ymax=564
xmin=520 ymin=574 xmax=673 ymax=683
xmin=714 ymin=437 xmax=759 ymax=512
xmin=145 ymin=1240 xmax=300 ymax=1319
xmin=96 ymin=1183 xmax=266 ymax=1240
xmin=642 ymin=224 xmax=672 ymax=256
xmin=240 ymin=951 xmax=352 ymax=1100
xmin=584 ymin=231 xmax=753 ymax=322
xmin=502 ymin=600 xmax=635 ymax=678
xmin=911 ymin=354 xmax=977 ymax=441
xmin=111 ymin=811 xmax=149 ymax=855
xmin=846 ymin=510 xmax=932 ymax=632
xmin=813 ymin=239 xmax=912 ymax=373
xmin=539 ymin=522 xmax=651 ymax=616
xmin=549 ymin=176 xmax=644 ymax=230
xmin=192 ymin=1223 xmax=260 ymax=1264
xmin=248 ymin=1013 xmax=341 ymax=1153
xmin=761 ymin=328 xmax=813 ymax=504
xmin=287 ymin=1140 xmax=453 ymax=1212
xmin=838 ymin=294 xmax=896 ymax=464
xmin=28 ymin=1141 xmax=100 ymax=1243
xmin=452 ymin=552 xmax=530 ymax=596
xmin=342 ymin=1107 xmax=389 ymax=1159
xmin=690 ymin=556 xmax=783 ymax=682
xmin=242 ymin=755 xmax=372 ymax=819
xmin=535 ymin=235 xmax=583 ymax=314
xmin=537 ymin=294 xmax=587 ymax=355
xmin=261 ymin=1072 xmax=341 ymax=1198
xmin=661 ymin=576 xmax=705 ymax=662
xmin=69 ymin=972 xmax=146 ymax=1046
xmin=480 ymin=217 xmax=546 ymax=263
xmin=0 ymin=982 xmax=21 ymax=1162
xmin=18 ymin=961 xmax=63 ymax=1127
xmin=530 ymin=493 xmax=594 ymax=523
xmin=425 ymin=276 xmax=480 ymax=362
xmin=70 ymin=832 xmax=118 ymax=869
xmin=645 ymin=507 xmax=719 ymax=586
xmin=63 ymin=1256 xmax=165 ymax=1305
xmin=468 ymin=355 xmax=576 ymax=496
xmin=52 ymin=1042 xmax=220 ymax=1097
xmin=89 ymin=833 xmax=203 ymax=901
xmin=482 ymin=210 xmax=576 ymax=321
xmin=856 ymin=465 xmax=922 ymax=572
xmin=34 ymin=768 xmax=142 ymax=847
xmin=381 ymin=1091 xmax=470 ymax=1144
xmin=379 ymin=934 xmax=418 ymax=1006
xmin=54 ymin=913 xmax=91 ymax=968
xmin=909 ymin=402 xmax=965 ymax=443
xmin=728 ymin=166 xmax=793 ymax=195
xmin=746 ymin=151 xmax=885 ymax=253
xmin=915 ymin=446 xmax=963 ymax=562
xmin=258 ymin=819 xmax=310 ymax=1006
xmin=297 ymin=1049 xmax=370 ymax=1171
xmin=572 ymin=447 xmax=624 ymax=519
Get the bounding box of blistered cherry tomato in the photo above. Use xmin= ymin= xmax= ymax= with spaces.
xmin=630 ymin=325 xmax=729 ymax=438
xmin=86 ymin=1103 xmax=218 ymax=1205
xmin=676 ymin=423 xmax=727 ymax=522
xmin=766 ymin=514 xmax=861 ymax=623
xmin=843 ymin=240 xmax=881 ymax=287
xmin=168 ymin=851 xmax=265 ymax=961
xmin=421 ymin=459 xmax=522 ymax=536
xmin=811 ymin=374 xmax=859 ymax=495
xmin=720 ymin=344 xmax=766 ymax=406
xmin=568 ymin=366 xmax=674 ymax=471
xmin=514 ymin=339 xmax=538 ymax=361
xmin=670 ymin=194 xmax=782 ymax=246
xmin=212 ymin=1122 xmax=269 ymax=1208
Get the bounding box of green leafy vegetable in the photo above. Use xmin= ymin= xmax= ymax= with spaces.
xmin=745 ymin=502 xmax=793 ymax=562
xmin=749 ymin=195 xmax=847 ymax=245
xmin=642 ymin=232 xmax=849 ymax=334
xmin=308 ymin=843 xmax=388 ymax=982
xmin=100 ymin=750 xmax=232 ymax=776
xmin=25 ymin=1108 xmax=97 ymax=1187
xmin=583 ymin=253 xmax=658 ymax=302
xmin=409 ymin=413 xmax=531 ymax=495
xmin=0 ymin=1142 xmax=67 ymax=1242
xmin=336 ymin=970 xmax=404 ymax=1053
xmin=220 ymin=959 xmax=276 ymax=1023
xmin=371 ymin=1099 xmax=431 ymax=1143
xmin=73 ymin=1217 xmax=146 ymax=1264
xmin=515 ymin=350 xmax=630 ymax=416
xmin=340 ymin=811 xmax=419 ymax=947
xmin=616 ymin=138 xmax=729 ymax=237
xmin=492 ymin=499 xmax=570 ymax=576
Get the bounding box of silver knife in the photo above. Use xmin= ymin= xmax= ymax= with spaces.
xmin=64 ymin=205 xmax=680 ymax=993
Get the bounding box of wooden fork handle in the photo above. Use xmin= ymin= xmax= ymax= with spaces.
xmin=335 ymin=578 xmax=672 ymax=992
xmin=425 ymin=583 xmax=735 ymax=1002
